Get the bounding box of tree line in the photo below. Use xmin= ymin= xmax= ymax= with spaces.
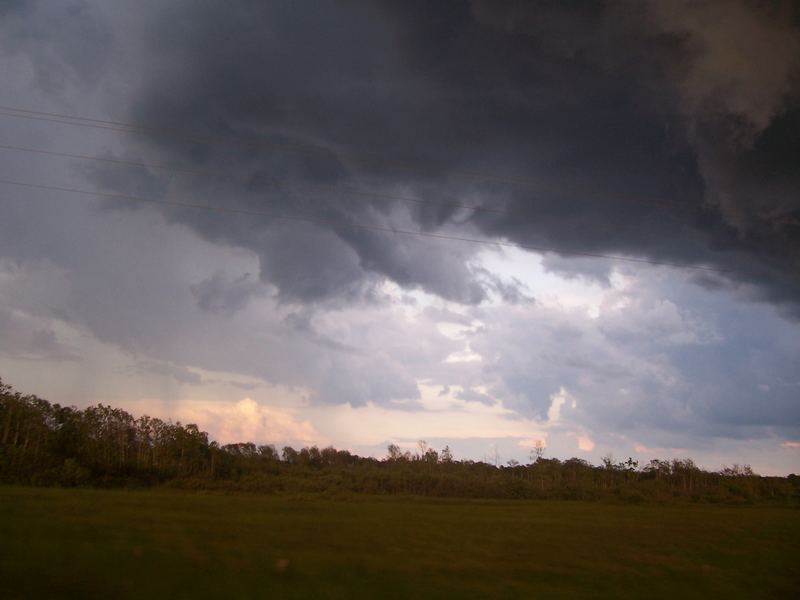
xmin=1 ymin=378 xmax=798 ymax=503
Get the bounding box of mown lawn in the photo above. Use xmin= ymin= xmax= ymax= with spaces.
xmin=1 ymin=486 xmax=798 ymax=599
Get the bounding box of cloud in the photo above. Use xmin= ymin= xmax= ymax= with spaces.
xmin=467 ymin=264 xmax=800 ymax=439
xmin=0 ymin=0 xmax=113 ymax=93
xmin=129 ymin=360 xmax=203 ymax=386
xmin=40 ymin=0 xmax=793 ymax=313
xmin=1 ymin=0 xmax=799 ymax=473
xmin=0 ymin=306 xmax=80 ymax=362
xmin=169 ymin=397 xmax=317 ymax=446
xmin=577 ymin=435 xmax=595 ymax=452
xmin=547 ymin=388 xmax=569 ymax=424
xmin=648 ymin=0 xmax=800 ymax=136
xmin=190 ymin=271 xmax=264 ymax=315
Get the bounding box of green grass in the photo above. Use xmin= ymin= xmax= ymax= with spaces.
xmin=1 ymin=487 xmax=798 ymax=599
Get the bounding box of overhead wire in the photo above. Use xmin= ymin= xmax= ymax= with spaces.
xmin=0 ymin=176 xmax=731 ymax=273
xmin=0 ymin=104 xmax=686 ymax=213
xmin=0 ymin=104 xmax=728 ymax=275
xmin=0 ymin=142 xmax=508 ymax=216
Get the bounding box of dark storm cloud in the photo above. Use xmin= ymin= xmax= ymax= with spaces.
xmin=0 ymin=0 xmax=112 ymax=92
xmin=1 ymin=0 xmax=798 ymax=309
xmin=190 ymin=271 xmax=263 ymax=315
xmin=78 ymin=0 xmax=795 ymax=311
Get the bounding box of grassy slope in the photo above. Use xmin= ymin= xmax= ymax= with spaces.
xmin=1 ymin=487 xmax=798 ymax=599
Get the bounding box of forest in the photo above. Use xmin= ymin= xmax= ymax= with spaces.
xmin=2 ymin=378 xmax=798 ymax=503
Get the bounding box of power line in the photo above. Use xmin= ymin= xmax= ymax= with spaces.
xmin=0 ymin=105 xmax=683 ymax=213
xmin=0 ymin=140 xmax=677 ymax=253
xmin=0 ymin=142 xmax=508 ymax=216
xmin=0 ymin=107 xmax=312 ymax=155
xmin=0 ymin=142 xmax=213 ymax=176
xmin=0 ymin=177 xmax=731 ymax=273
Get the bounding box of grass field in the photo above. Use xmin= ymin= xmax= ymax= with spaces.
xmin=1 ymin=487 xmax=798 ymax=599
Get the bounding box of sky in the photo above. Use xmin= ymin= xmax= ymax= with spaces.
xmin=0 ymin=0 xmax=798 ymax=474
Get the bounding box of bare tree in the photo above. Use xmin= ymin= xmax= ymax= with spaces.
xmin=530 ymin=440 xmax=545 ymax=464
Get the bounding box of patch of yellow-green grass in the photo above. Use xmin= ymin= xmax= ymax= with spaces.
xmin=1 ymin=486 xmax=798 ymax=599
